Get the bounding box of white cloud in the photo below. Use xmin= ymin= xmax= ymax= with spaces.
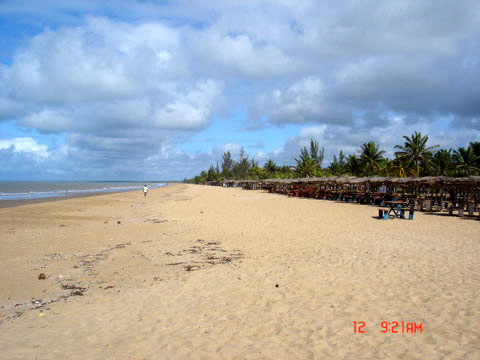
xmin=0 ymin=137 xmax=49 ymax=158
xmin=251 ymin=77 xmax=356 ymax=126
xmin=185 ymin=29 xmax=296 ymax=78
xmin=8 ymin=18 xmax=183 ymax=102
xmin=254 ymin=150 xmax=267 ymax=160
xmin=298 ymin=125 xmax=326 ymax=138
xmin=152 ymin=80 xmax=221 ymax=130
xmin=20 ymin=109 xmax=72 ymax=133
xmin=223 ymin=142 xmax=241 ymax=154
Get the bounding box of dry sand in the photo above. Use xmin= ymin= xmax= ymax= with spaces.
xmin=0 ymin=184 xmax=479 ymax=359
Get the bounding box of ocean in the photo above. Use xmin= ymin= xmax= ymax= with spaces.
xmin=0 ymin=181 xmax=167 ymax=201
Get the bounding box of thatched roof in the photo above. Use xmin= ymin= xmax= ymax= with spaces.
xmin=208 ymin=176 xmax=479 ymax=191
xmin=260 ymin=176 xmax=480 ymax=188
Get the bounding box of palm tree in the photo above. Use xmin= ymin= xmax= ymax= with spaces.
xmin=278 ymin=165 xmax=294 ymax=178
xmin=295 ymin=143 xmax=317 ymax=177
xmin=328 ymin=155 xmax=339 ymax=175
xmin=345 ymin=154 xmax=362 ymax=176
xmin=470 ymin=141 xmax=480 ymax=169
xmin=250 ymin=164 xmax=265 ymax=179
xmin=433 ymin=149 xmax=453 ymax=176
xmin=338 ymin=150 xmax=346 ymax=174
xmin=388 ymin=158 xmax=411 ymax=177
xmin=377 ymin=158 xmax=392 ymax=176
xmin=295 ymin=157 xmax=318 ymax=177
xmin=453 ymin=146 xmax=479 ymax=176
xmin=394 ymin=132 xmax=439 ymax=177
xmin=263 ymin=159 xmax=277 ymax=178
xmin=360 ymin=141 xmax=385 ymax=176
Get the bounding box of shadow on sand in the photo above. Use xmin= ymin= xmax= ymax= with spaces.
xmin=423 ymin=212 xmax=480 ymax=221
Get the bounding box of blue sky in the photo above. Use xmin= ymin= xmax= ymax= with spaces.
xmin=0 ymin=0 xmax=479 ymax=180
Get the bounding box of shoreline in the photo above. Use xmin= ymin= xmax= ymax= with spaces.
xmin=0 ymin=192 xmax=115 ymax=209
xmin=0 ymin=184 xmax=170 ymax=208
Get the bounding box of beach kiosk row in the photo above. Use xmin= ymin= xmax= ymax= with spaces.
xmin=207 ymin=176 xmax=480 ymax=218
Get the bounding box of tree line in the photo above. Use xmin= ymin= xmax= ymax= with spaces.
xmin=186 ymin=132 xmax=480 ymax=183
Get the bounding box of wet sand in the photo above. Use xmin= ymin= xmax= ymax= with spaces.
xmin=0 ymin=192 xmax=114 ymax=209
xmin=0 ymin=184 xmax=479 ymax=359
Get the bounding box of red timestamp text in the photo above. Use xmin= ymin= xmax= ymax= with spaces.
xmin=353 ymin=321 xmax=422 ymax=334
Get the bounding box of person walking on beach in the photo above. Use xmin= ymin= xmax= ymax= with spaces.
xmin=143 ymin=185 xmax=148 ymax=197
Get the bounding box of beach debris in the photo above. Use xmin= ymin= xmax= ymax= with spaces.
xmin=275 ymin=284 xmax=279 ymax=288
xmin=59 ymin=283 xmax=87 ymax=297
xmin=58 ymin=274 xmax=63 ymax=280
xmin=144 ymin=218 xmax=167 ymax=224
xmin=2 ymin=295 xmax=68 ymax=323
xmin=60 ymin=283 xmax=86 ymax=291
xmin=38 ymin=273 xmax=46 ymax=280
xmin=104 ymin=285 xmax=115 ymax=289
xmin=110 ymin=243 xmax=130 ymax=249
xmin=185 ymin=246 xmax=201 ymax=254
xmin=2 ymin=289 xmax=83 ymax=323
xmin=185 ymin=265 xmax=201 ymax=271
xmin=117 ymin=220 xmax=121 ymax=224
xmin=73 ymin=242 xmax=131 ymax=274
xmin=164 ymin=241 xmax=243 ymax=273
xmin=43 ymin=253 xmax=65 ymax=261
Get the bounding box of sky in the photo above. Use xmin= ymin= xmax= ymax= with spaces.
xmin=0 ymin=0 xmax=479 ymax=181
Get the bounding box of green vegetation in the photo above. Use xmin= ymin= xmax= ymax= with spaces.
xmin=186 ymin=133 xmax=480 ymax=184
xmin=394 ymin=132 xmax=439 ymax=177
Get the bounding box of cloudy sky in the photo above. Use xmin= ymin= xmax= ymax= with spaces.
xmin=0 ymin=0 xmax=479 ymax=180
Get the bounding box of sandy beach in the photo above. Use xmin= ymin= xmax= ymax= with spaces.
xmin=0 ymin=184 xmax=479 ymax=359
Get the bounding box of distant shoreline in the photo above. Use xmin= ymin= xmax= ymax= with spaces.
xmin=0 ymin=184 xmax=170 ymax=209
xmin=0 ymin=191 xmax=119 ymax=208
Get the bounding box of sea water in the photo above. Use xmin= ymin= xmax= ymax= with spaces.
xmin=0 ymin=181 xmax=166 ymax=201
